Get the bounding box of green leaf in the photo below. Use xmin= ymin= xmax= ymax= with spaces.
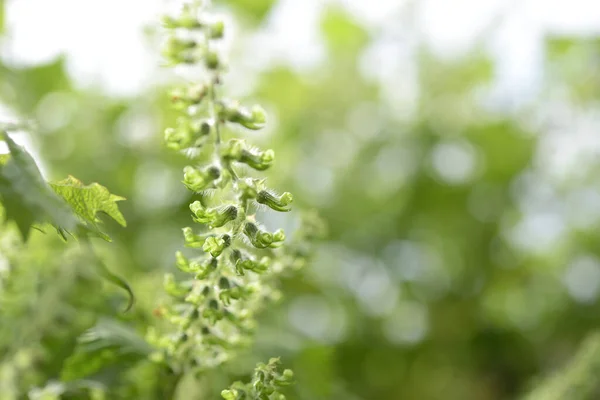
xmin=215 ymin=0 xmax=276 ymax=24
xmin=6 ymin=57 xmax=71 ymax=113
xmin=50 ymin=175 xmax=127 ymax=241
xmin=321 ymin=6 xmax=370 ymax=56
xmin=0 ymin=131 xmax=78 ymax=239
xmin=0 ymin=132 xmax=132 ymax=309
xmin=61 ymin=318 xmax=152 ymax=382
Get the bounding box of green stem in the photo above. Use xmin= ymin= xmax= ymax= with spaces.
xmin=79 ymin=235 xmax=134 ymax=312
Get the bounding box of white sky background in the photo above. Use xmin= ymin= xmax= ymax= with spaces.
xmin=4 ymin=0 xmax=600 ymax=97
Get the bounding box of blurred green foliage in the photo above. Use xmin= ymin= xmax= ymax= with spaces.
xmin=2 ymin=1 xmax=600 ymax=399
xmin=215 ymin=0 xmax=276 ymax=24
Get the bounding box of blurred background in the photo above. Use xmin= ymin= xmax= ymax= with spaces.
xmin=3 ymin=0 xmax=600 ymax=399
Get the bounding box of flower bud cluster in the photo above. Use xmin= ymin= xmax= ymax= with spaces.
xmin=221 ymin=358 xmax=294 ymax=400
xmin=148 ymin=1 xmax=315 ymax=377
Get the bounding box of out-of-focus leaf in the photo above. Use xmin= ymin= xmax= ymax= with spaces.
xmin=29 ymin=380 xmax=106 ymax=400
xmin=0 ymin=153 xmax=9 ymax=165
xmin=545 ymin=36 xmax=600 ymax=103
xmin=216 ymin=0 xmax=276 ymax=24
xmin=320 ymin=6 xmax=369 ymax=56
xmin=467 ymin=121 xmax=534 ymax=183
xmin=4 ymin=57 xmax=71 ymax=112
xmin=50 ymin=175 xmax=127 ymax=241
xmin=61 ymin=318 xmax=152 ymax=382
xmin=0 ymin=132 xmax=78 ymax=239
xmin=523 ymin=332 xmax=600 ymax=400
xmin=419 ymin=51 xmax=494 ymax=96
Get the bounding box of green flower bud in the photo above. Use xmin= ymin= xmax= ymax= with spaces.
xmin=283 ymin=369 xmax=294 ymax=379
xmin=169 ymin=88 xmax=187 ymax=110
xmin=209 ymin=20 xmax=225 ymax=39
xmin=205 ymin=50 xmax=220 ymax=70
xmin=230 ymin=249 xmax=242 ymax=262
xmin=221 ymin=139 xmax=275 ymax=171
xmin=274 ymin=368 xmax=294 ymax=386
xmin=247 ymin=105 xmax=267 ymax=130
xmin=164 ymin=127 xmax=186 ymax=150
xmin=165 ymin=118 xmax=209 ymax=150
xmin=254 ymin=380 xmax=265 ymax=392
xmin=256 ymin=190 xmax=293 ymax=212
xmin=188 ymin=84 xmax=207 ymax=102
xmin=182 ymin=165 xmax=220 ymax=191
xmin=189 ymin=200 xmax=213 ymax=223
xmin=203 ymin=298 xmax=224 ymax=323
xmin=219 ymin=102 xmax=267 ymax=130
xmin=220 ymin=390 xmax=234 ymax=400
xmin=175 ymin=251 xmax=194 ymax=272
xmin=230 ymin=250 xmax=270 ymax=274
xmin=202 ymin=234 xmax=231 ymax=257
xmin=208 ymin=298 xmax=219 ymax=310
xmin=182 ymin=227 xmax=206 ymax=248
xmin=243 ymin=223 xmax=272 ymax=249
xmin=190 ymin=201 xmax=238 ymax=227
xmin=218 ymin=276 xmax=231 ymax=289
xmin=222 ymin=138 xmax=244 ymax=159
xmin=178 ymin=5 xmax=202 ymax=29
xmin=170 ymin=84 xmax=207 ymax=110
xmin=273 ymin=229 xmax=285 ymax=243
xmin=163 ymin=5 xmax=203 ymax=29
xmin=185 ymin=291 xmax=202 ymax=305
xmin=229 ymin=286 xmax=242 ymax=299
xmin=212 ymin=205 xmax=238 ymax=227
xmin=230 ymin=250 xmax=245 ymax=275
xmin=162 ymin=16 xmax=179 ymax=29
xmin=238 ymin=178 xmax=263 ymax=202
xmin=199 ymin=120 xmax=211 ymax=136
xmin=193 ymin=257 xmax=217 ymax=279
xmin=162 ymin=36 xmax=198 ymax=64
xmin=164 ymin=273 xmax=188 ymax=297
xmin=256 ymin=256 xmax=270 ymax=272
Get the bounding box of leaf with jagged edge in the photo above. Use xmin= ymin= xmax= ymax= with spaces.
xmin=61 ymin=318 xmax=153 ymax=382
xmin=0 ymin=132 xmax=133 ymax=311
xmin=0 ymin=131 xmax=78 ymax=239
xmin=49 ymin=175 xmax=127 ymax=242
xmin=47 ymin=177 xmax=134 ymax=310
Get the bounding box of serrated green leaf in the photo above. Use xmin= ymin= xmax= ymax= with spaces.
xmin=0 ymin=132 xmax=133 ymax=310
xmin=50 ymin=175 xmax=127 ymax=241
xmin=61 ymin=318 xmax=152 ymax=382
xmin=0 ymin=131 xmax=78 ymax=239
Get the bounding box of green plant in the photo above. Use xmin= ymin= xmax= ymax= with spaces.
xmin=221 ymin=358 xmax=295 ymax=400
xmin=146 ymin=0 xmax=324 ymax=397
xmin=0 ymin=130 xmax=132 ymax=305
xmin=0 ymin=130 xmax=132 ymax=399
